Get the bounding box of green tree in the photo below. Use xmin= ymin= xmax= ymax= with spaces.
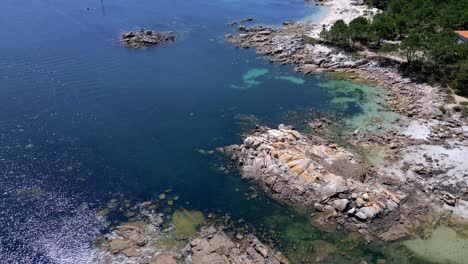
xmin=453 ymin=60 xmax=468 ymax=96
xmin=427 ymin=30 xmax=459 ymax=66
xmin=400 ymin=32 xmax=424 ymax=63
xmin=349 ymin=17 xmax=371 ymax=43
xmin=371 ymin=14 xmax=397 ymax=43
xmin=322 ymin=20 xmax=350 ymax=48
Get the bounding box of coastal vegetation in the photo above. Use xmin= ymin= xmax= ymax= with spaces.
xmin=320 ymin=0 xmax=468 ymax=96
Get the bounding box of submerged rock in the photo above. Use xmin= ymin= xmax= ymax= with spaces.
xmin=172 ymin=209 xmax=204 ymax=240
xmin=402 ymin=226 xmax=468 ymax=264
xmin=121 ymin=29 xmax=175 ymax=48
xmin=228 ymin=17 xmax=254 ymax=25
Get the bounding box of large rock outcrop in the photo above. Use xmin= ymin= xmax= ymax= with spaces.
xmin=228 ymin=125 xmax=404 ymax=228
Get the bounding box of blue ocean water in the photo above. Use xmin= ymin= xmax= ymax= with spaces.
xmin=0 ymin=0 xmax=416 ymax=263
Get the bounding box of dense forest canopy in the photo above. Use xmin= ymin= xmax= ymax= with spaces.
xmin=320 ymin=0 xmax=468 ymax=96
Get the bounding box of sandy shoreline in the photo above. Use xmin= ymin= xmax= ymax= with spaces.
xmin=308 ymin=0 xmax=377 ymax=37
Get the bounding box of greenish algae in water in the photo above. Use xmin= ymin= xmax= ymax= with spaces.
xmin=171 ymin=209 xmax=204 ymax=240
xmin=231 ymin=68 xmax=269 ymax=90
xmin=261 ymin=212 xmax=379 ymax=263
xmin=321 ymin=79 xmax=405 ymax=132
xmin=274 ymin=76 xmax=306 ymax=85
xmin=402 ymin=226 xmax=468 ymax=264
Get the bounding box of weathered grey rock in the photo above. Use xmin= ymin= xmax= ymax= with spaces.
xmin=314 ymin=203 xmax=324 ymax=211
xmin=386 ymin=199 xmax=399 ymax=210
xmin=186 ymin=226 xmax=289 ymax=264
xmin=295 ymin=64 xmax=318 ymax=74
xmin=121 ymin=29 xmax=175 ymax=48
xmin=355 ymin=211 xmax=367 ymax=220
xmin=442 ymin=193 xmax=457 ymax=206
xmin=227 ymin=126 xmax=401 ymax=231
xmin=362 ymin=193 xmax=369 ymax=201
xmin=115 ymin=225 xmax=148 ymax=246
xmin=359 ymin=206 xmax=379 ymax=219
xmin=332 ymin=199 xmax=349 ymax=212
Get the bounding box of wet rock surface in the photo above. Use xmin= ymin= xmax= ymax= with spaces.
xmin=121 ymin=29 xmax=175 ymax=48
xmin=94 ymin=202 xmax=170 ymax=262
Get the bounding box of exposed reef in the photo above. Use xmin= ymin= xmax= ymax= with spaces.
xmin=91 ymin=201 xmax=289 ymax=263
xmin=121 ymin=29 xmax=175 ymax=48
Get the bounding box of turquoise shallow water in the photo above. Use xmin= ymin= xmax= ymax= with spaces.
xmin=0 ymin=0 xmax=432 ymax=263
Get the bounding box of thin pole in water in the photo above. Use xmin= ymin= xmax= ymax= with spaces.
xmin=101 ymin=0 xmax=106 ymax=16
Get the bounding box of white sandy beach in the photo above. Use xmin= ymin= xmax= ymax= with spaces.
xmin=308 ymin=0 xmax=378 ymax=37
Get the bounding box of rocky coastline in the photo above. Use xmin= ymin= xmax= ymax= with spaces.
xmin=226 ymin=23 xmax=443 ymax=119
xmin=102 ymin=1 xmax=468 ymax=261
xmin=223 ymin=0 xmax=468 ymax=243
xmin=222 ymin=124 xmax=433 ymax=241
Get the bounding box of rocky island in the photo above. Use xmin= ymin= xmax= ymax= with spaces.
xmin=121 ymin=29 xmax=175 ymax=48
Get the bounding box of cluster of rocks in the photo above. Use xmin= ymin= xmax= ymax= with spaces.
xmin=94 ymin=202 xmax=169 ymax=263
xmin=92 ymin=201 xmax=290 ymax=264
xmin=104 ymin=225 xmax=152 ymax=257
xmin=121 ymin=29 xmax=175 ymax=48
xmin=347 ymin=129 xmax=414 ymax=154
xmin=226 ymin=125 xmax=406 ymax=235
xmin=185 ymin=226 xmax=289 ymax=264
xmin=343 ymin=65 xmax=442 ymax=119
xmin=426 ymin=119 xmax=468 ymax=141
xmin=225 ymin=23 xmax=444 ymax=119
